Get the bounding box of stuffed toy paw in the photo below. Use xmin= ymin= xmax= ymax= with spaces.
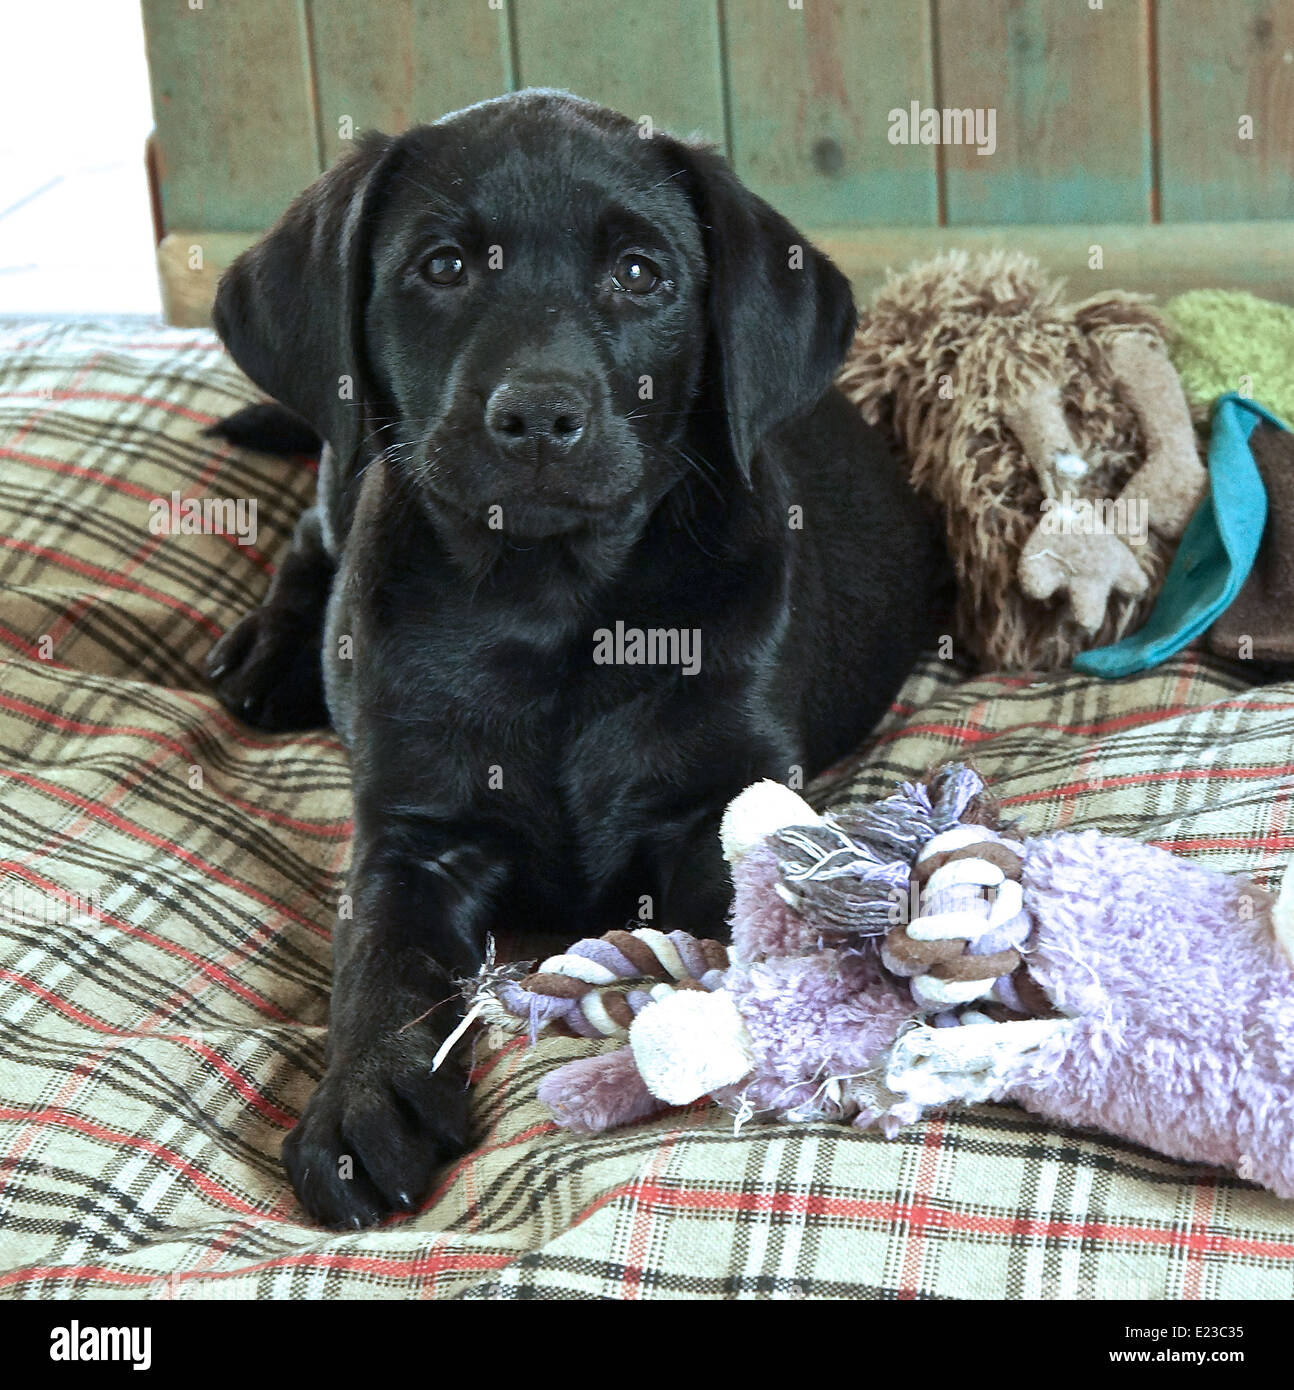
xmin=1018 ymin=525 xmax=1150 ymax=633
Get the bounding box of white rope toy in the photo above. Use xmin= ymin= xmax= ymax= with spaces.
xmin=881 ymin=824 xmax=1037 ymax=1016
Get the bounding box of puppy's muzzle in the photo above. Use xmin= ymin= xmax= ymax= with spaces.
xmin=485 ymin=377 xmax=590 ymax=464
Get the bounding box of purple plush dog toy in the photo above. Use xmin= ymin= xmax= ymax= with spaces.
xmin=485 ymin=765 xmax=1294 ymax=1199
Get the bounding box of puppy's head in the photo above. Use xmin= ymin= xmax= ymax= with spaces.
xmin=214 ymin=90 xmax=855 ymax=539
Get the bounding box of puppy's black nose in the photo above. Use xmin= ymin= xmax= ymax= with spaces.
xmin=485 ymin=379 xmax=589 ymax=460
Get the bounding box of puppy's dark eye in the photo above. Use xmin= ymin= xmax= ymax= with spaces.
xmin=611 ymin=253 xmax=662 ymax=296
xmin=423 ymin=247 xmax=466 ymax=286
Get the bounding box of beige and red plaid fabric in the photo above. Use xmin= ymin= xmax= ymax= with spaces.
xmin=1 ymin=319 xmax=1293 ymax=1299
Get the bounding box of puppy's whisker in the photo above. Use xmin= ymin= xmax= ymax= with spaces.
xmin=623 ymin=408 xmax=704 ymax=421
xmin=671 ymin=443 xmax=726 ymax=506
xmin=644 ymin=168 xmax=688 ymax=191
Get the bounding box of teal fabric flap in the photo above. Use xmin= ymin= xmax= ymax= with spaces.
xmin=1072 ymin=394 xmax=1289 ymax=679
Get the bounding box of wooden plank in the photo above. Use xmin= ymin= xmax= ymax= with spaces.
xmin=815 ymin=221 xmax=1294 ymax=307
xmin=142 ymin=0 xmax=321 ymax=233
xmin=511 ymin=0 xmax=725 ymax=144
xmin=307 ymin=0 xmax=512 ymax=166
xmin=1157 ymin=0 xmax=1294 ymax=221
xmin=935 ymin=0 xmax=1152 ymax=225
xmin=157 ymin=223 xmax=1294 ymax=328
xmin=723 ymin=0 xmax=937 ymax=227
xmin=157 ymin=231 xmax=258 ymax=327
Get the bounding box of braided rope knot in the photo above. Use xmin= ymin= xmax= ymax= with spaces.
xmin=494 ymin=927 xmax=730 ymax=1039
xmin=882 ymin=823 xmax=1047 ymax=1018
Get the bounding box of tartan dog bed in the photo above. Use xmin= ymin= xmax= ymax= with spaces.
xmin=1 ymin=319 xmax=1293 ymax=1300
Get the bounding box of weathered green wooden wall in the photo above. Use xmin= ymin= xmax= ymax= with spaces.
xmin=144 ymin=0 xmax=1294 ymax=233
xmin=142 ymin=0 xmax=1293 ymax=321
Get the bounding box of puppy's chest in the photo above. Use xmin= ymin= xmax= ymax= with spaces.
xmin=399 ymin=613 xmax=712 ymax=793
xmin=373 ymin=596 xmax=746 ymax=909
xmin=399 ymin=588 xmax=701 ymax=709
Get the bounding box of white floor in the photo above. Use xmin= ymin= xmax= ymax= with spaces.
xmin=0 ymin=0 xmax=162 ymax=317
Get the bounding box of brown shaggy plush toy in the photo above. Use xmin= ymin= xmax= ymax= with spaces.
xmin=837 ymin=251 xmax=1206 ymax=671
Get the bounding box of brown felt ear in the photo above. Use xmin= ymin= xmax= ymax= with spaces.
xmin=1208 ymin=423 xmax=1294 ymax=662
xmin=660 ymin=138 xmax=857 ymax=480
xmin=212 ymin=132 xmax=400 ymax=471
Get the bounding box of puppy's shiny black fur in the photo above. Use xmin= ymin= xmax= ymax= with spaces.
xmin=206 ymin=90 xmax=950 ymax=1228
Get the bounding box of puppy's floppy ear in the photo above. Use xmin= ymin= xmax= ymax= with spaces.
xmin=666 ymin=140 xmax=857 ymax=477
xmin=212 ymin=132 xmax=399 ymax=466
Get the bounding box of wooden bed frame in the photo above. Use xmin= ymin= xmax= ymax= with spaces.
xmin=142 ymin=0 xmax=1294 ymax=325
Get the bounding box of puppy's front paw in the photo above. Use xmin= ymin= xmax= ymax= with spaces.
xmin=282 ymin=1045 xmax=472 ymax=1229
xmin=206 ymin=606 xmax=326 ymax=730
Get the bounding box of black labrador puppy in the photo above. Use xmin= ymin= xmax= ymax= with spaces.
xmin=206 ymin=89 xmax=949 ymax=1227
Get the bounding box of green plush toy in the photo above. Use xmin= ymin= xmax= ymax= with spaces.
xmin=1165 ymin=289 xmax=1294 ymax=424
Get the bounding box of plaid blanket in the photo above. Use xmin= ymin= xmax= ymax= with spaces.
xmin=1 ymin=320 xmax=1293 ymax=1300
